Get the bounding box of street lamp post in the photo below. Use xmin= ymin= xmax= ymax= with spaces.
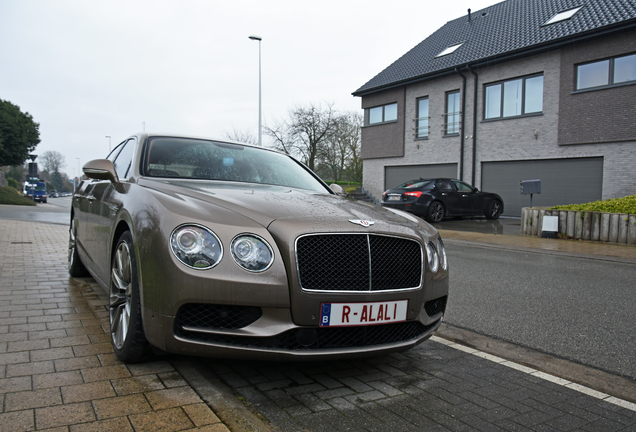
xmin=105 ymin=135 xmax=111 ymax=153
xmin=249 ymin=35 xmax=262 ymax=146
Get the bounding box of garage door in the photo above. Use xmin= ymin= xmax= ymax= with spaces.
xmin=385 ymin=163 xmax=457 ymax=190
xmin=481 ymin=157 xmax=603 ymax=217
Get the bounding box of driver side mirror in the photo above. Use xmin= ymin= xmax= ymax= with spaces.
xmin=83 ymin=159 xmax=119 ymax=183
xmin=330 ymin=183 xmax=348 ymax=197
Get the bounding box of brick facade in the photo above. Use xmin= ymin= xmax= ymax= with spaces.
xmin=558 ymin=28 xmax=636 ymax=145
xmin=360 ymin=38 xmax=636 ymax=204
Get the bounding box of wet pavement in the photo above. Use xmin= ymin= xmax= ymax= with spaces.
xmin=435 ymin=216 xmax=523 ymax=237
xmin=0 ymin=209 xmax=635 ymax=431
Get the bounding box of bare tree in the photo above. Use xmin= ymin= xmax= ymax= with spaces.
xmin=263 ymin=118 xmax=295 ymax=155
xmin=39 ymin=151 xmax=66 ymax=173
xmin=224 ymin=127 xmax=258 ymax=146
xmin=264 ymin=102 xmax=338 ymax=171
xmin=316 ymin=112 xmax=362 ymax=182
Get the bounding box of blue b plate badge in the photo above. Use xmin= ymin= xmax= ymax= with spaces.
xmin=320 ymin=300 xmax=408 ymax=327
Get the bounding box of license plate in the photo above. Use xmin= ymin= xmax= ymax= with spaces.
xmin=387 ymin=195 xmax=401 ymax=201
xmin=319 ymin=300 xmax=408 ymax=327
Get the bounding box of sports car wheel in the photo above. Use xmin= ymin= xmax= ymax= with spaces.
xmin=68 ymin=217 xmax=89 ymax=277
xmin=426 ymin=201 xmax=445 ymax=223
xmin=485 ymin=200 xmax=502 ymax=220
xmin=110 ymin=231 xmax=152 ymax=363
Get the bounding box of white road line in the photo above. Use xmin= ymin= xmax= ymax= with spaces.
xmin=430 ymin=336 xmax=636 ymax=412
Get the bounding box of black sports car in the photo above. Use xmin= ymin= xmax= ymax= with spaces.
xmin=382 ymin=178 xmax=504 ymax=223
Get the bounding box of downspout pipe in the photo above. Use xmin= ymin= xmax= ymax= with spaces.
xmin=467 ymin=65 xmax=478 ymax=187
xmin=454 ymin=67 xmax=467 ymax=182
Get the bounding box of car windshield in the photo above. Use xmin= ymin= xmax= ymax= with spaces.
xmin=145 ymin=137 xmax=329 ymax=193
xmin=397 ymin=180 xmax=432 ymax=189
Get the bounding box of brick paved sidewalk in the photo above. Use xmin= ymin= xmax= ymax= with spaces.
xmin=0 ymin=220 xmax=229 ymax=431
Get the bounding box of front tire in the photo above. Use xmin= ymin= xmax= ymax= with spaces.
xmin=426 ymin=201 xmax=445 ymax=223
xmin=110 ymin=231 xmax=152 ymax=363
xmin=485 ymin=200 xmax=502 ymax=220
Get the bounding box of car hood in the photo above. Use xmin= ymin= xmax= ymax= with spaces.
xmin=139 ymin=178 xmax=437 ymax=237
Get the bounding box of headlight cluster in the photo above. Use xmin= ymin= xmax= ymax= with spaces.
xmin=230 ymin=234 xmax=274 ymax=272
xmin=170 ymin=225 xmax=223 ymax=269
xmin=426 ymin=237 xmax=448 ymax=273
xmin=170 ymin=225 xmax=274 ymax=272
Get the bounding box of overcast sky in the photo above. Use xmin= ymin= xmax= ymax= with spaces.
xmin=1 ymin=0 xmax=499 ymax=179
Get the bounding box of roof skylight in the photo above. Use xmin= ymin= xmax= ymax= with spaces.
xmin=436 ymin=43 xmax=463 ymax=58
xmin=543 ymin=6 xmax=581 ymax=25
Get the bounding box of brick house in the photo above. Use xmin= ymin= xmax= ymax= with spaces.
xmin=353 ymin=0 xmax=636 ymax=216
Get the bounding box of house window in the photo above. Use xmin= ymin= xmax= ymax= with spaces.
xmin=576 ymin=53 xmax=636 ymax=90
xmin=484 ymin=74 xmax=543 ymax=120
xmin=366 ymin=102 xmax=398 ymax=125
xmin=415 ymin=97 xmax=429 ymax=138
xmin=445 ymin=91 xmax=460 ymax=135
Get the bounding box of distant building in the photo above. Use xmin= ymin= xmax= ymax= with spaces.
xmin=353 ymin=0 xmax=636 ymax=216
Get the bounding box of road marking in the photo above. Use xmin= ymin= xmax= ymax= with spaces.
xmin=430 ymin=336 xmax=636 ymax=412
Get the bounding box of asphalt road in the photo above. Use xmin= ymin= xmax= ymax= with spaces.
xmin=0 ymin=196 xmax=72 ymax=225
xmin=443 ymin=239 xmax=636 ymax=380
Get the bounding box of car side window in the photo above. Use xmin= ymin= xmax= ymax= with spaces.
xmin=437 ymin=180 xmax=454 ymax=192
xmin=113 ymin=139 xmax=136 ymax=180
xmin=453 ymin=180 xmax=474 ymax=192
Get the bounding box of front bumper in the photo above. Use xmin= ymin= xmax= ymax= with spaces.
xmin=143 ymin=296 xmax=446 ymax=360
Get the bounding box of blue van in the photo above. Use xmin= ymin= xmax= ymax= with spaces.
xmin=24 ymin=181 xmax=48 ymax=203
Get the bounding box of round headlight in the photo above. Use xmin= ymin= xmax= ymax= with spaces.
xmin=230 ymin=234 xmax=274 ymax=272
xmin=170 ymin=224 xmax=222 ymax=269
xmin=437 ymin=237 xmax=448 ymax=271
xmin=426 ymin=242 xmax=439 ymax=273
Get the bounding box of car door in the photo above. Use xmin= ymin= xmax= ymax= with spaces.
xmin=452 ymin=180 xmax=480 ymax=215
xmin=434 ymin=180 xmax=462 ymax=216
xmin=90 ymin=138 xmax=137 ymax=283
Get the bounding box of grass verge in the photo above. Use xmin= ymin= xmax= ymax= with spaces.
xmin=0 ymin=186 xmax=37 ymax=206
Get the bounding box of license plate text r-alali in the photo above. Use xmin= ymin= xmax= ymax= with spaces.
xmin=320 ymin=300 xmax=408 ymax=327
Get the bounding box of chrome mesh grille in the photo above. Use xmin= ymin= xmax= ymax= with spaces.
xmin=296 ymin=234 xmax=422 ymax=292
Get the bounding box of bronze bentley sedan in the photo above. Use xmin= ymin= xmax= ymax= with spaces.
xmin=69 ymin=133 xmax=449 ymax=363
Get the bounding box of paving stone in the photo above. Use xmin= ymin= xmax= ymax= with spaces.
xmin=54 ymin=355 xmax=101 ymax=372
xmin=33 ymin=370 xmax=83 ymax=389
xmin=0 ymin=409 xmax=34 ymax=431
xmin=128 ymin=407 xmax=194 ymax=432
xmin=6 ymin=360 xmax=55 ymax=377
xmin=111 ymin=374 xmax=165 ymax=395
xmin=5 ymin=387 xmax=62 ymax=411
xmin=68 ymin=415 xmax=134 ymax=432
xmin=92 ymin=393 xmax=152 ymax=419
xmin=30 ymin=346 xmax=75 ymax=362
xmin=183 ymin=403 xmax=222 ymax=427
xmin=126 ymin=360 xmax=174 ymax=376
xmin=144 ymin=386 xmax=202 ymax=411
xmin=81 ymin=364 xmax=130 ymax=383
xmin=61 ymin=381 xmax=116 ymax=403
xmin=35 ymin=401 xmax=96 ymax=429
xmin=157 ymin=371 xmax=189 ymax=388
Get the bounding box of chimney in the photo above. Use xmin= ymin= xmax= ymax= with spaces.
xmin=468 ymin=8 xmax=472 ymax=22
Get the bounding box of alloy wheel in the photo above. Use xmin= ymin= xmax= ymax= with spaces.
xmin=68 ymin=220 xmax=77 ymax=268
xmin=110 ymin=241 xmax=133 ymax=350
xmin=430 ymin=202 xmax=444 ymax=223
